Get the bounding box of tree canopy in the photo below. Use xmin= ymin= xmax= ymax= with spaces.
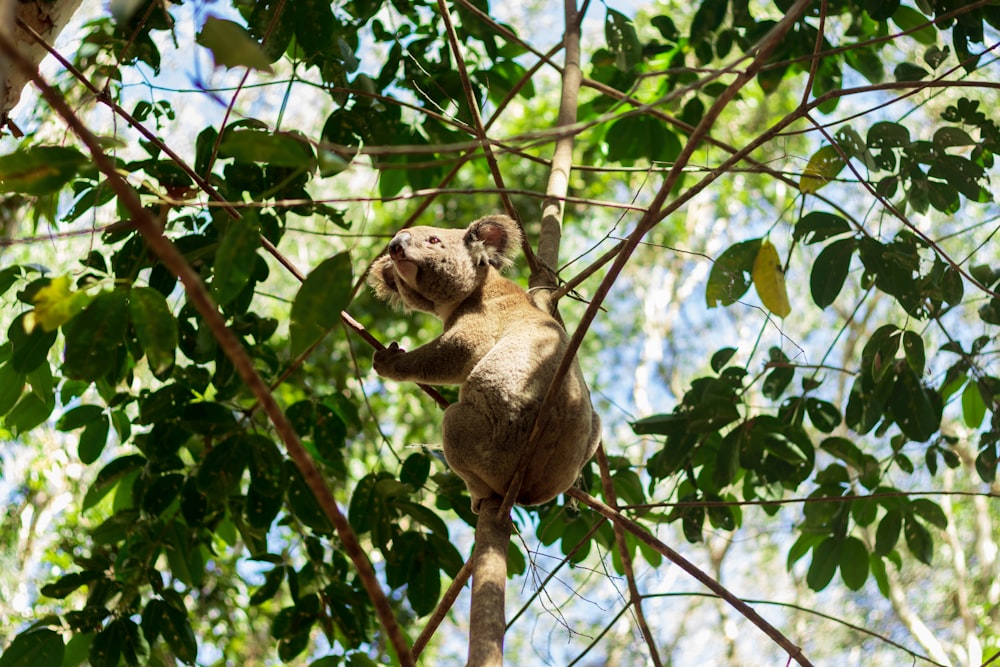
xmin=1 ymin=0 xmax=999 ymax=665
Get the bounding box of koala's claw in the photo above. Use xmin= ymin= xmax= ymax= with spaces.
xmin=372 ymin=342 xmax=405 ymax=376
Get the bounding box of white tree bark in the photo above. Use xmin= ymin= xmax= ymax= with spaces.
xmin=1 ymin=0 xmax=85 ymax=131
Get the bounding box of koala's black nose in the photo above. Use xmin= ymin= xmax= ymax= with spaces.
xmin=388 ymin=232 xmax=411 ymax=259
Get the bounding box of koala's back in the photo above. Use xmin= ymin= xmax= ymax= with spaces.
xmin=443 ymin=274 xmax=599 ymax=506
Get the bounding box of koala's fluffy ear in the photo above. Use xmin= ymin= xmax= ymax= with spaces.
xmin=464 ymin=215 xmax=523 ymax=271
xmin=367 ymin=255 xmax=405 ymax=308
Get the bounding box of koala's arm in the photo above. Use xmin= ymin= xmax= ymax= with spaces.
xmin=373 ymin=330 xmax=480 ymax=385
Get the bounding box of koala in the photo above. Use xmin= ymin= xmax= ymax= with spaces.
xmin=367 ymin=214 xmax=601 ymax=513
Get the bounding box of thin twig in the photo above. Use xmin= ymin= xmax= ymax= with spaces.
xmin=413 ymin=557 xmax=475 ymax=658
xmin=595 ymin=446 xmax=662 ymax=667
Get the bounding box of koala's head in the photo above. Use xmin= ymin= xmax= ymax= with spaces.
xmin=367 ymin=215 xmax=522 ymax=317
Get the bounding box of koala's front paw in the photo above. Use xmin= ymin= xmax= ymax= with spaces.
xmin=373 ymin=341 xmax=406 ymax=378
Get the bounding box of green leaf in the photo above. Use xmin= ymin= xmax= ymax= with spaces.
xmin=904 ymin=516 xmax=933 ymax=565
xmin=83 ymin=455 xmax=146 ymax=510
xmin=894 ymin=62 xmax=929 ymax=82
xmin=287 ymin=461 xmax=334 ymax=534
xmin=349 ymin=473 xmax=380 ymax=534
xmin=56 ymin=404 xmax=104 ymax=431
xmin=710 ymin=347 xmax=737 ymax=373
xmin=142 ymin=473 xmax=185 ymax=515
xmin=962 ymin=380 xmax=987 ymax=428
xmin=407 ymin=542 xmax=441 ymax=617
xmin=90 ymin=620 xmax=125 ymax=667
xmin=839 ymin=536 xmax=869 ymax=590
xmin=875 ymin=509 xmax=902 ymax=556
xmin=0 ymin=629 xmax=64 ymax=667
xmin=844 ymin=45 xmax=885 ymax=84
xmin=79 ymin=415 xmax=111 ymax=464
xmin=810 ymin=238 xmax=856 ymax=309
xmin=211 ymin=218 xmax=260 ymax=305
xmin=862 ymin=324 xmax=900 ymax=383
xmin=250 ymin=566 xmax=286 ymax=606
xmin=121 ymin=618 xmax=149 ymax=666
xmin=40 ymin=570 xmax=102 ymax=599
xmin=605 ymin=114 xmax=682 ymax=165
xmin=901 ymin=330 xmax=925 ymax=375
xmin=129 ymin=287 xmax=178 ymax=376
xmin=866 ymin=0 xmax=900 ymax=21
xmin=930 ymin=155 xmax=987 ymax=202
xmin=8 ymin=313 xmax=58 ymax=373
xmin=63 ymin=291 xmax=128 ymax=382
xmin=805 ymin=398 xmax=841 ymax=433
xmin=867 ymin=121 xmax=910 ymax=148
xmin=219 ymin=129 xmax=314 ymax=168
xmin=248 ymin=435 xmax=287 ymax=498
xmin=0 ymin=363 xmax=26 ymax=416
xmin=28 ymin=275 xmax=94 ymax=331
xmin=933 ymin=127 xmax=975 ymax=148
xmin=313 ymin=404 xmax=347 ymax=464
xmin=293 ymin=0 xmax=338 ymax=58
xmin=197 ymin=16 xmax=274 ymax=72
xmin=396 ymin=500 xmax=449 ymax=538
xmin=289 ymin=253 xmax=353 ymax=358
xmin=706 ymin=239 xmax=761 ymax=308
xmin=761 ymin=365 xmax=793 ymax=400
xmin=400 ymin=452 xmax=431 ymax=488
xmin=159 ymin=600 xmax=198 ymax=664
xmin=806 ymin=537 xmax=841 ymax=591
xmin=891 ymin=5 xmax=936 ymax=45
xmin=196 ymin=436 xmax=248 ymax=500
xmin=793 ymin=212 xmax=852 ymax=244
xmin=605 ymin=9 xmax=642 ymax=71
xmin=0 ymin=147 xmax=87 ymax=195
xmin=6 ymin=392 xmax=53 ymax=435
xmin=911 ymin=498 xmax=947 ymax=529
xmin=890 ymin=366 xmax=941 ymax=442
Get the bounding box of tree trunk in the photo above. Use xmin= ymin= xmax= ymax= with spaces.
xmin=1 ymin=0 xmax=84 ymax=132
xmin=467 ymin=495 xmax=511 ymax=667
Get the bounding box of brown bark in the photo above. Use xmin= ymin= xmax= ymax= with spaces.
xmin=467 ymin=496 xmax=512 ymax=667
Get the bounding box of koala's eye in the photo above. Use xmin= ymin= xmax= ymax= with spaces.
xmin=428 ymin=236 xmax=441 ymax=244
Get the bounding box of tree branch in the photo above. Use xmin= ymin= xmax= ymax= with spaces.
xmin=413 ymin=556 xmax=475 ymax=659
xmin=467 ymin=496 xmax=512 ymax=667
xmin=533 ymin=0 xmax=584 ymax=299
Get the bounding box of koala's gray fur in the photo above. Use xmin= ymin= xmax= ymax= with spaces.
xmin=368 ymin=215 xmax=601 ymax=512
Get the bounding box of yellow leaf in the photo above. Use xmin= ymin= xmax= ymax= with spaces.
xmin=29 ymin=276 xmax=93 ymax=332
xmin=752 ymin=240 xmax=791 ymax=318
xmin=799 ymin=145 xmax=846 ymax=194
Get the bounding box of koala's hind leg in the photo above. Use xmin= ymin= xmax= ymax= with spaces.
xmin=442 ymin=402 xmax=508 ymax=513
